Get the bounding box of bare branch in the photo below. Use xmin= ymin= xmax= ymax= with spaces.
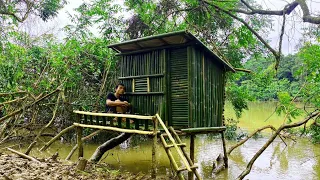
xmin=204 ymin=0 xmax=280 ymax=66
xmin=234 ymin=0 xmax=299 ymax=16
xmin=237 ymin=111 xmax=320 ymax=179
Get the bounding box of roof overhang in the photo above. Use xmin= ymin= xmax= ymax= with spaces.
xmin=108 ymin=30 xmax=235 ymax=72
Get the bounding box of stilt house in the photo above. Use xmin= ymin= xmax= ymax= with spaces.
xmin=108 ymin=30 xmax=235 ymax=129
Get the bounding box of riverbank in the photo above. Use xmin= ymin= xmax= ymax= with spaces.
xmin=0 ymin=152 xmax=155 ymax=180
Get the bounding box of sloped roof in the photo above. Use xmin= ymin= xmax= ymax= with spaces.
xmin=108 ymin=30 xmax=235 ymax=72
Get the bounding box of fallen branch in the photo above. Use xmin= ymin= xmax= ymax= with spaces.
xmin=237 ymin=111 xmax=320 ymax=180
xmin=7 ymin=148 xmax=40 ymax=162
xmin=40 ymin=125 xmax=76 ymax=151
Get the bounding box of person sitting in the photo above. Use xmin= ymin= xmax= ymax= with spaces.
xmin=106 ymin=83 xmax=131 ymax=115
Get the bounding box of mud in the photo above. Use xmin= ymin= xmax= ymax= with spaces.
xmin=0 ymin=153 xmax=152 ymax=180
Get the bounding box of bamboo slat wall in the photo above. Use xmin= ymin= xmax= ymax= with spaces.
xmin=120 ymin=50 xmax=165 ymax=116
xmin=169 ymin=48 xmax=189 ymax=127
xmin=190 ymin=46 xmax=225 ymax=127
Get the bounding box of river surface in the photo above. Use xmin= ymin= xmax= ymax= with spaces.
xmin=14 ymin=102 xmax=320 ymax=179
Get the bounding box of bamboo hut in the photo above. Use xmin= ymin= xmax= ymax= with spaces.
xmin=108 ymin=30 xmax=235 ymax=130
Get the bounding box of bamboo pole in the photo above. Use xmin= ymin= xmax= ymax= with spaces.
xmin=73 ymin=111 xmax=154 ymax=120
xmin=188 ymin=134 xmax=195 ymax=180
xmin=181 ymin=127 xmax=226 ymax=134
xmin=40 ymin=125 xmax=75 ymax=151
xmin=77 ymin=126 xmax=83 ymax=158
xmin=151 ymin=117 xmax=158 ymax=179
xmin=156 ymin=114 xmax=191 ymax=172
xmin=160 ymin=135 xmax=184 ymax=180
xmin=73 ymin=123 xmax=154 ymax=135
xmin=7 ymin=148 xmax=40 ymax=162
xmin=169 ymin=127 xmax=201 ymax=180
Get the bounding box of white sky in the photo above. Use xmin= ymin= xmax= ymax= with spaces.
xmin=22 ymin=0 xmax=320 ymax=55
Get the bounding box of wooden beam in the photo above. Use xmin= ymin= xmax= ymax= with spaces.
xmin=118 ymin=73 xmax=164 ymax=80
xmin=73 ymin=123 xmax=154 ymax=135
xmin=181 ymin=127 xmax=226 ymax=134
xmin=73 ymin=111 xmax=154 ymax=120
xmin=124 ymin=92 xmax=164 ymax=95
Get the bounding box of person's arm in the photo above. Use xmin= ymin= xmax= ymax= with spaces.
xmin=106 ymin=99 xmax=130 ymax=107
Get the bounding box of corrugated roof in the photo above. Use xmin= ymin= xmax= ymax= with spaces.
xmin=108 ymin=30 xmax=235 ymax=72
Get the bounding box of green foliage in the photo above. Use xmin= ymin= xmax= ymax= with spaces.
xmin=310 ymin=123 xmax=320 ymax=143
xmin=276 ymin=91 xmax=302 ymax=123
xmin=225 ymin=118 xmax=239 ymax=140
xmin=0 ymin=0 xmax=66 ymax=23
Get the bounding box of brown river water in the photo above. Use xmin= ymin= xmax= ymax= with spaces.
xmin=7 ymin=102 xmax=320 ymax=179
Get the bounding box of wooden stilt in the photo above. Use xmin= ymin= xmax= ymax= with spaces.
xmin=77 ymin=126 xmax=83 ymax=158
xmin=188 ymin=134 xmax=195 ymax=180
xmin=151 ymin=117 xmax=158 ymax=179
xmin=220 ymin=132 xmax=228 ymax=168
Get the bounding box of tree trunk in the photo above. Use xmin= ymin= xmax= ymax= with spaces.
xmin=89 ymin=133 xmax=132 ymax=163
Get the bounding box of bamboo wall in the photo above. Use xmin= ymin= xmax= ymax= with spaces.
xmin=119 ymin=50 xmax=165 ymax=116
xmin=189 ymin=46 xmax=225 ymax=128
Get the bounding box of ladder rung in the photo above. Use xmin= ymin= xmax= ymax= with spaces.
xmin=177 ymin=164 xmax=198 ymax=172
xmin=165 ymin=143 xmax=186 ymax=149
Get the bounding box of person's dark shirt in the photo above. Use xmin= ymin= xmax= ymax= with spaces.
xmin=105 ymin=92 xmax=128 ymax=113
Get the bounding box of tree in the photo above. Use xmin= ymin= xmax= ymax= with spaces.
xmin=0 ymin=0 xmax=66 ymax=23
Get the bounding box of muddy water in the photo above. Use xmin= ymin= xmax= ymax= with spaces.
xmin=13 ymin=102 xmax=320 ymax=179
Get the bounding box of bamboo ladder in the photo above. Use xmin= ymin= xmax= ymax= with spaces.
xmin=155 ymin=114 xmax=201 ymax=180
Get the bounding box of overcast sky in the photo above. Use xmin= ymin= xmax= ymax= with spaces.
xmin=26 ymin=0 xmax=320 ymax=55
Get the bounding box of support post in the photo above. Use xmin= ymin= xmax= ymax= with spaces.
xmin=188 ymin=134 xmax=195 ymax=180
xmin=77 ymin=126 xmax=83 ymax=158
xmin=220 ymin=132 xmax=228 ymax=168
xmin=151 ymin=117 xmax=158 ymax=179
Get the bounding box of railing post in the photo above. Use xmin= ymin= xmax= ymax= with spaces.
xmin=151 ymin=116 xmax=158 ymax=179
